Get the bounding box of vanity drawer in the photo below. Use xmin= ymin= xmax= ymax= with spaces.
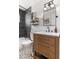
xmin=34 ymin=34 xmax=56 ymax=47
xmin=34 ymin=43 xmax=54 ymax=56
xmin=38 ymin=43 xmax=55 ymax=53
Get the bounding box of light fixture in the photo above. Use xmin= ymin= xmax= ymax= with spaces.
xmin=50 ymin=1 xmax=53 ymax=4
xmin=46 ymin=4 xmax=50 ymax=9
xmin=44 ymin=0 xmax=55 ymax=11
xmin=44 ymin=7 xmax=47 ymax=10
xmin=50 ymin=1 xmax=54 ymax=8
xmin=46 ymin=4 xmax=48 ymax=7
xmin=44 ymin=5 xmax=47 ymax=10
xmin=50 ymin=4 xmax=54 ymax=8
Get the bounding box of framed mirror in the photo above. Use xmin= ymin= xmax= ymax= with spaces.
xmin=43 ymin=1 xmax=56 ymax=26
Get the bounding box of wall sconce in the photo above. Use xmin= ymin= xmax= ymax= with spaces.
xmin=44 ymin=5 xmax=47 ymax=10
xmin=46 ymin=4 xmax=50 ymax=9
xmin=44 ymin=1 xmax=55 ymax=11
xmin=50 ymin=1 xmax=54 ymax=8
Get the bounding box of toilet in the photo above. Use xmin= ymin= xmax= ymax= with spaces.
xmin=19 ymin=37 xmax=33 ymax=59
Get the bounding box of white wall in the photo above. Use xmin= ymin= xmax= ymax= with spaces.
xmin=54 ymin=0 xmax=60 ymax=32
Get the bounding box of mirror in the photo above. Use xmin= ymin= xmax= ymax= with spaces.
xmin=43 ymin=1 xmax=56 ymax=26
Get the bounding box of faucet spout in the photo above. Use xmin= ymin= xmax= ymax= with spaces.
xmin=47 ymin=26 xmax=50 ymax=32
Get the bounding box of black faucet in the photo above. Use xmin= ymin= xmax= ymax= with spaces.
xmin=47 ymin=26 xmax=50 ymax=32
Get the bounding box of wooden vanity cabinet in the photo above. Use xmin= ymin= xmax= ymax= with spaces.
xmin=33 ymin=34 xmax=59 ymax=59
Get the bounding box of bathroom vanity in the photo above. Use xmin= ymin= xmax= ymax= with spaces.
xmin=33 ymin=32 xmax=59 ymax=59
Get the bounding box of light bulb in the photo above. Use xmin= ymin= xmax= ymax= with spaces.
xmin=44 ymin=7 xmax=47 ymax=10
xmin=50 ymin=4 xmax=54 ymax=8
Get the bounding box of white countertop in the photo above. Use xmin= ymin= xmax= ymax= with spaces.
xmin=31 ymin=32 xmax=60 ymax=37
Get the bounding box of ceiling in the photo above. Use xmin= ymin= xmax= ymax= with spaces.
xmin=19 ymin=0 xmax=52 ymax=10
xmin=19 ymin=0 xmax=39 ymax=10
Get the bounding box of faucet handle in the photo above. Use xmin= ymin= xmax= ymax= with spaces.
xmin=46 ymin=30 xmax=47 ymax=32
xmin=51 ymin=30 xmax=53 ymax=32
